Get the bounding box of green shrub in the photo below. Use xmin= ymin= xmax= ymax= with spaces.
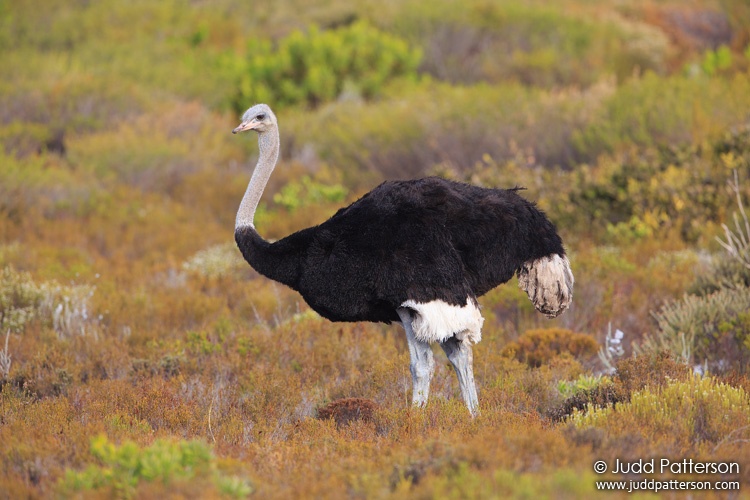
xmin=284 ymin=81 xmax=593 ymax=183
xmin=272 ymin=175 xmax=348 ymax=211
xmin=0 ymin=150 xmax=98 ymax=222
xmin=59 ymin=435 xmax=252 ymax=498
xmin=573 ymin=73 xmax=750 ymax=159
xmin=550 ymin=352 xmax=690 ymax=421
xmin=571 ymin=374 xmax=750 ymax=447
xmin=557 ymin=374 xmax=608 ymax=399
xmin=285 ymin=74 xmax=750 ymax=191
xmin=558 ymin=126 xmax=750 ymax=241
xmin=700 ymin=45 xmax=733 ymax=76
xmin=234 ymin=21 xmax=421 ymax=110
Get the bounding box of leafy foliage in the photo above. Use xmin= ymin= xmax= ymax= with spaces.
xmin=272 ymin=175 xmax=348 ymax=211
xmin=234 ymin=21 xmax=421 ymax=110
xmin=550 ymin=352 xmax=690 ymax=422
xmin=571 ymin=375 xmax=750 ymax=449
xmin=59 ymin=435 xmax=252 ymax=498
xmin=557 ymin=374 xmax=607 ymax=399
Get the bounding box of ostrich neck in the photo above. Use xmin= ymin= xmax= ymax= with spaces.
xmin=235 ymin=128 xmax=279 ymax=230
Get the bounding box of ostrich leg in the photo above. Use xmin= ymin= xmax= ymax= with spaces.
xmin=440 ymin=337 xmax=479 ymax=416
xmin=397 ymin=308 xmax=435 ymax=407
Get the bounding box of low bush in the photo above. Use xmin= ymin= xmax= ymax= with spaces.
xmin=234 ymin=21 xmax=421 ymax=111
xmin=614 ymin=351 xmax=691 ymax=394
xmin=550 ymin=352 xmax=690 ymax=422
xmin=573 ymin=73 xmax=750 ymax=160
xmin=272 ymin=175 xmax=348 ymax=212
xmin=59 ymin=435 xmax=252 ymax=498
xmin=316 ymin=397 xmax=378 ymax=428
xmin=571 ymin=374 xmax=750 ymax=450
xmin=0 ymin=266 xmax=100 ymax=339
xmin=0 ymin=266 xmax=43 ymax=333
xmin=641 ymin=286 xmax=750 ymax=372
xmin=183 ymin=243 xmax=246 ymax=279
xmin=502 ymin=328 xmax=598 ymax=368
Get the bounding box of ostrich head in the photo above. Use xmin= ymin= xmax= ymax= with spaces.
xmin=233 ymin=103 xmax=277 ymax=135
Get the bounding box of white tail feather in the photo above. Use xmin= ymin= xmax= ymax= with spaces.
xmin=517 ymin=254 xmax=574 ymax=318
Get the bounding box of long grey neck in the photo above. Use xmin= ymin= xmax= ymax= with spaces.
xmin=235 ymin=128 xmax=279 ymax=230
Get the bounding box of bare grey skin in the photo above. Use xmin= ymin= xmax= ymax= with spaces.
xmin=397 ymin=307 xmax=479 ymax=414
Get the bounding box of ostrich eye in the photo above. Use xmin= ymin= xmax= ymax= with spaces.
xmin=256 ymin=114 xmax=266 ymax=121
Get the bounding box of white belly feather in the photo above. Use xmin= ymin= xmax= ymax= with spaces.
xmin=400 ymin=298 xmax=484 ymax=344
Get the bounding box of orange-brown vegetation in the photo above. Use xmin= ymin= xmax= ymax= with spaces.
xmin=501 ymin=328 xmax=599 ymax=367
xmin=2 ymin=0 xmax=750 ymax=497
xmin=316 ymin=397 xmax=379 ymax=427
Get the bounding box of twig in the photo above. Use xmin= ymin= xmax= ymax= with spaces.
xmin=712 ymin=424 xmax=750 ymax=453
xmin=208 ymin=397 xmax=216 ymax=443
xmin=0 ymin=329 xmax=11 ymax=379
xmin=716 ymin=170 xmax=750 ymax=269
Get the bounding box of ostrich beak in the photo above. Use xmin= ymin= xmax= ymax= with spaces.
xmin=232 ymin=120 xmax=259 ymax=134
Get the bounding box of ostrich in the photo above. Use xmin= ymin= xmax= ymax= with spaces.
xmin=232 ymin=104 xmax=573 ymax=415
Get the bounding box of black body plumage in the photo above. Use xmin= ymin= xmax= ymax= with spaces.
xmin=235 ymin=176 xmax=566 ymax=324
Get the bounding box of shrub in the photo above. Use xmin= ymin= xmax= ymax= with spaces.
xmin=0 ymin=266 xmax=43 ymax=333
xmin=0 ymin=265 xmax=100 ymax=338
xmin=42 ymin=283 xmax=98 ymax=340
xmin=59 ymin=435 xmax=252 ymax=498
xmin=691 ymin=256 xmax=750 ymax=295
xmin=549 ymin=382 xmax=625 ymax=423
xmin=643 ymin=170 xmax=750 ymax=372
xmin=614 ymin=351 xmax=691 ymax=394
xmin=557 ymin=124 xmax=750 ymax=242
xmin=550 ymin=352 xmax=690 ymax=421
xmin=557 ymin=374 xmax=608 ymax=399
xmin=183 ymin=243 xmax=245 ymax=279
xmin=234 ymin=21 xmax=421 ymax=111
xmin=641 ymin=286 xmax=750 ymax=372
xmin=316 ymin=397 xmax=378 ymax=428
xmin=709 ymin=169 xmax=750 ymax=289
xmin=272 ymin=175 xmax=348 ymax=212
xmin=700 ymin=45 xmax=733 ymax=76
xmin=571 ymin=374 xmax=750 ymax=448
xmin=502 ymin=328 xmax=598 ymax=368
xmin=573 ymin=72 xmax=750 ymax=161
xmin=0 ymin=330 xmax=11 ymax=379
